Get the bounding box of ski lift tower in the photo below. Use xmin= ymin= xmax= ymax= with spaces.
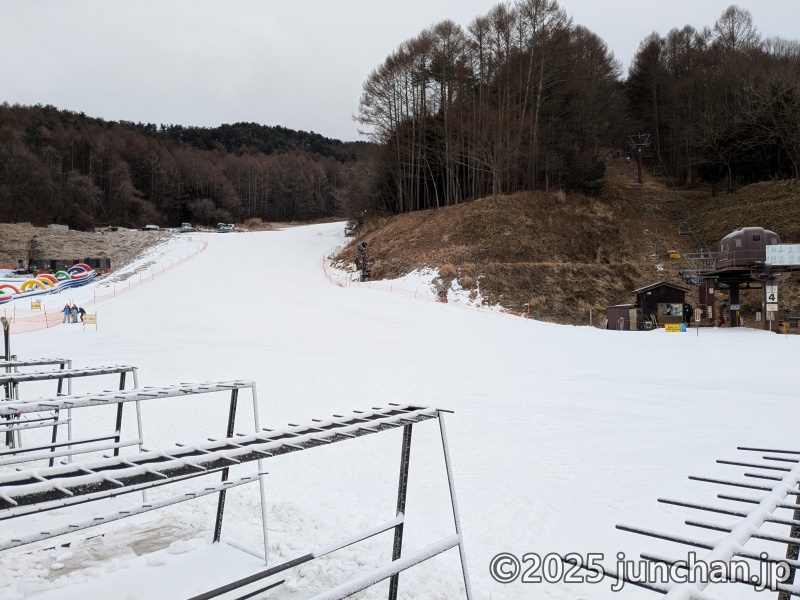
xmin=628 ymin=134 xmax=652 ymax=186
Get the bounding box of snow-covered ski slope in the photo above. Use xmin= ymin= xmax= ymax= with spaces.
xmin=2 ymin=222 xmax=798 ymax=600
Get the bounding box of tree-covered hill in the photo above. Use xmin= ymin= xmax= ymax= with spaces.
xmin=0 ymin=103 xmax=371 ymax=230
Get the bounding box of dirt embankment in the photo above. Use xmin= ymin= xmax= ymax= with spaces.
xmin=0 ymin=224 xmax=174 ymax=273
xmin=335 ymin=159 xmax=800 ymax=324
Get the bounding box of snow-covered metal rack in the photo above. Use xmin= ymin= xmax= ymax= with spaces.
xmin=0 ymin=380 xmax=255 ymax=468
xmin=0 ymin=363 xmax=137 ymax=399
xmin=0 ymin=357 xmax=72 ymax=370
xmin=1 ymin=363 xmax=136 ymax=458
xmin=569 ymin=446 xmax=800 ymax=598
xmin=0 ymin=379 xmax=264 ymax=557
xmin=1 ymin=358 xmax=74 ymax=406
xmin=188 ymin=404 xmax=472 ymax=600
xmin=0 ymin=403 xmax=472 ymax=600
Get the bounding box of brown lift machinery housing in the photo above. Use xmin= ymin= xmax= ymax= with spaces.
xmin=694 ymin=227 xmax=800 ymax=331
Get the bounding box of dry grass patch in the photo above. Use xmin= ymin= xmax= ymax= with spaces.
xmin=334 ymin=158 xmax=800 ymax=324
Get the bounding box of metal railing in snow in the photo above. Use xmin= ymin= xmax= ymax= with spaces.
xmin=1 ymin=361 xmax=133 ymax=457
xmin=188 ymin=404 xmax=471 ymax=600
xmin=567 ymin=446 xmax=800 ymax=599
xmin=0 ymin=400 xmax=472 ymax=600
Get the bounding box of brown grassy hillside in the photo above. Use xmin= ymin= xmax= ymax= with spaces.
xmin=337 ymin=158 xmax=800 ymax=325
xmin=689 ymin=179 xmax=800 ymax=317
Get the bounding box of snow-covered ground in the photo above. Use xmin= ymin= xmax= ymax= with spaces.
xmin=1 ymin=222 xmax=798 ymax=600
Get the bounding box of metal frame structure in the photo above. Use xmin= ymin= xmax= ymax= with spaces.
xmin=0 ymin=380 xmax=264 ymax=562
xmin=628 ymin=133 xmax=653 ymax=185
xmin=1 ymin=365 xmax=137 ymax=461
xmin=0 ymin=403 xmax=472 ymax=600
xmin=0 ymin=380 xmax=254 ymax=468
xmin=568 ymin=446 xmax=800 ymax=598
xmin=0 ymin=358 xmax=72 ymax=370
xmin=2 ymin=358 xmax=72 ymax=447
xmin=189 ymin=404 xmax=471 ymax=600
xmin=0 ymin=364 xmax=136 ymax=399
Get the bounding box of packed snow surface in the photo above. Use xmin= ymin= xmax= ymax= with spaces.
xmin=1 ymin=222 xmax=798 ymax=600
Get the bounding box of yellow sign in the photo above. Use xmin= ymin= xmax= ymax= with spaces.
xmin=83 ymin=313 xmax=97 ymax=325
xmin=30 ymin=300 xmax=41 ymax=310
xmin=664 ymin=324 xmax=683 ymax=332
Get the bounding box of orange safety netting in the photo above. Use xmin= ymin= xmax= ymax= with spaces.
xmin=2 ymin=240 xmax=208 ymax=334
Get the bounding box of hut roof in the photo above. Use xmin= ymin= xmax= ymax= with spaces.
xmin=632 ymin=281 xmax=689 ymax=295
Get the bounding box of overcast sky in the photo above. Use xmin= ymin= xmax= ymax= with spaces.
xmin=2 ymin=1 xmax=798 ymax=142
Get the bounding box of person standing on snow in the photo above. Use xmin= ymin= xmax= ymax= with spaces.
xmin=62 ymin=304 xmax=71 ymax=323
xmin=70 ymin=304 xmax=79 ymax=323
xmin=78 ymin=306 xmax=86 ymax=322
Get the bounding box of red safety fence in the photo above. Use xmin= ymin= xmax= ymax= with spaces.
xmin=3 ymin=239 xmax=208 ymax=334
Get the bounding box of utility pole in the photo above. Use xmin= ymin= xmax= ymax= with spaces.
xmin=628 ymin=134 xmax=652 ymax=186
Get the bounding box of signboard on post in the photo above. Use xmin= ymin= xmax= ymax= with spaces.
xmin=30 ymin=300 xmax=41 ymax=310
xmin=665 ymin=324 xmax=685 ymax=333
xmin=766 ymin=244 xmax=800 ymax=266
xmin=82 ymin=313 xmax=97 ymax=331
xmin=756 ymin=311 xmax=762 ymax=322
xmin=765 ymin=286 xmax=778 ymax=303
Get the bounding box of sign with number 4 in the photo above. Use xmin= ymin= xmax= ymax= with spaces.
xmin=766 ymin=285 xmax=778 ymax=303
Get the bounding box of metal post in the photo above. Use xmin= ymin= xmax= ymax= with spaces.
xmin=113 ymin=372 xmax=126 ymax=457
xmin=214 ymin=388 xmax=239 ymax=543
xmin=778 ymin=490 xmax=800 ymax=600
xmin=250 ymin=384 xmax=269 ymax=564
xmin=49 ymin=366 xmax=69 ymax=464
xmin=47 ymin=408 xmax=60 ymax=467
xmin=730 ymin=284 xmax=741 ymax=328
xmin=135 ymin=392 xmax=146 ymax=501
xmin=636 ymin=148 xmax=643 ymax=185
xmin=388 ymin=424 xmax=413 ymax=600
xmin=438 ymin=412 xmax=473 ymax=600
xmin=2 ymin=317 xmax=12 ymax=448
xmin=66 ymin=360 xmax=74 ymax=462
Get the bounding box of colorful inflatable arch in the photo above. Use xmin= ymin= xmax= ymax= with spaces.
xmin=0 ymin=266 xmax=97 ymax=303
xmin=20 ymin=279 xmax=49 ymax=292
xmin=0 ymin=284 xmax=21 ymax=295
xmin=68 ymin=264 xmax=91 ymax=275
